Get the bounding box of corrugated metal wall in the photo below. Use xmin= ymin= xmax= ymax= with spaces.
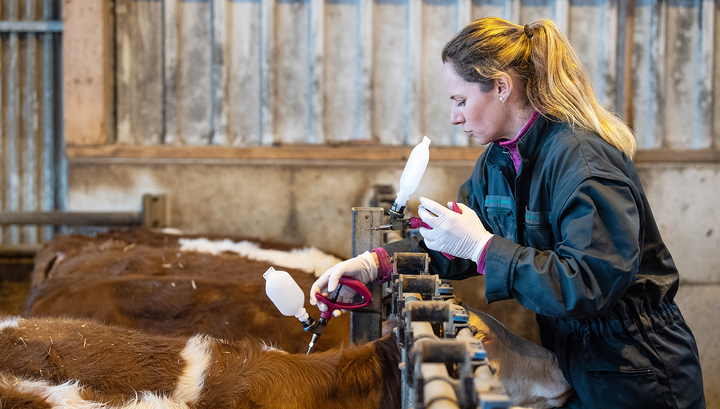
xmin=115 ymin=0 xmax=719 ymax=150
xmin=0 ymin=0 xmax=65 ymax=246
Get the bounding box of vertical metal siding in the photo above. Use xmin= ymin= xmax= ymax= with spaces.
xmin=0 ymin=0 xmax=64 ymax=246
xmin=113 ymin=0 xmax=718 ymax=151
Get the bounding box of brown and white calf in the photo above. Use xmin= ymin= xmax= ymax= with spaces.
xmin=0 ymin=311 xmax=572 ymax=409
xmin=0 ymin=315 xmax=401 ymax=409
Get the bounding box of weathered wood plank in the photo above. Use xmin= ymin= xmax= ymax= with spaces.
xmin=699 ymin=0 xmax=714 ymax=149
xmin=714 ymin=2 xmax=720 ymax=149
xmin=357 ymin=0 xmax=373 ymax=142
xmin=177 ymin=1 xmax=213 ymax=146
xmin=405 ymin=0 xmax=421 ymax=145
xmin=260 ymin=0 xmax=275 ymax=146
xmin=66 ymin=145 xmax=720 ymax=164
xmin=226 ymin=1 xmax=261 ymax=146
xmin=372 ymin=2 xmax=406 ymax=145
xmin=324 ymin=1 xmax=357 ymax=143
xmin=211 ymin=0 xmax=228 ymax=146
xmin=568 ymin=2 xmax=619 ymax=110
xmin=61 ymin=0 xmax=111 ymax=146
xmin=116 ymin=0 xmax=164 ymax=145
xmin=420 ymin=2 xmax=456 ymax=147
xmin=275 ymin=1 xmax=309 ymax=144
xmin=309 ymin=0 xmax=324 ymax=144
xmin=632 ymin=1 xmax=667 ymax=149
xmin=164 ymin=0 xmax=179 ymax=145
xmin=665 ymin=3 xmax=703 ymax=148
xmin=66 ymin=144 xmax=487 ymax=163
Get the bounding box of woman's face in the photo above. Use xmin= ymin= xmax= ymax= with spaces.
xmin=443 ymin=63 xmax=513 ymax=145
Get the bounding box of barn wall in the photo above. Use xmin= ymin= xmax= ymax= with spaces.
xmin=60 ymin=0 xmax=720 ymax=407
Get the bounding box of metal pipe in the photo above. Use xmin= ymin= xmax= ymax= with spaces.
xmin=420 ymin=363 xmax=461 ymax=409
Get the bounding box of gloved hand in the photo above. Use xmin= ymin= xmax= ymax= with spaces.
xmin=310 ymin=251 xmax=378 ymax=315
xmin=417 ymin=197 xmax=493 ymax=263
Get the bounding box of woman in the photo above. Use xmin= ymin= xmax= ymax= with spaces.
xmin=311 ymin=17 xmax=704 ymax=409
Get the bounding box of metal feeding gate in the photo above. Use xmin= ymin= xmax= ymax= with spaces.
xmin=350 ymin=207 xmax=512 ymax=409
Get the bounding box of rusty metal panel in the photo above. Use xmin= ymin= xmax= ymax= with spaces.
xmin=0 ymin=0 xmax=64 ymax=246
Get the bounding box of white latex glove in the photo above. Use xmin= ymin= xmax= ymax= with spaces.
xmin=417 ymin=197 xmax=493 ymax=262
xmin=309 ymin=251 xmax=378 ymax=314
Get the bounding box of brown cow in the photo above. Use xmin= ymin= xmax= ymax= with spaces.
xmin=23 ymin=229 xmax=349 ymax=354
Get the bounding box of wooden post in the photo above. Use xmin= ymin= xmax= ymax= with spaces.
xmin=142 ymin=194 xmax=168 ymax=228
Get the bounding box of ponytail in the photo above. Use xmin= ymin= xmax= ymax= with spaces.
xmin=442 ymin=18 xmax=636 ymax=158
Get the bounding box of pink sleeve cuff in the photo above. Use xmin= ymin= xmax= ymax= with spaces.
xmin=476 ymin=237 xmax=492 ymax=276
xmin=372 ymin=247 xmax=393 ymax=284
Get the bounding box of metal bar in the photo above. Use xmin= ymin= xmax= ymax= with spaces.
xmin=0 ymin=21 xmax=63 ymax=32
xmin=0 ymin=211 xmax=144 ymax=226
xmin=350 ymin=207 xmax=384 ymax=345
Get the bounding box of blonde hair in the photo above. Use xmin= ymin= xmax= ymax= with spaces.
xmin=441 ymin=17 xmax=636 ymax=158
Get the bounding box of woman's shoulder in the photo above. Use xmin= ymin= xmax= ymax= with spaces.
xmin=541 ymin=122 xmax=635 ymax=184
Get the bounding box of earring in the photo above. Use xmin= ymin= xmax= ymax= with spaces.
xmin=499 ymin=96 xmax=504 ymax=102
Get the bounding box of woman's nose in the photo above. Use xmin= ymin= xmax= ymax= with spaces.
xmin=450 ymin=109 xmax=464 ymax=125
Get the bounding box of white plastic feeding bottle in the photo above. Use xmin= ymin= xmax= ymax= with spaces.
xmin=263 ymin=267 xmax=310 ymax=323
xmin=395 ymin=136 xmax=431 ymax=209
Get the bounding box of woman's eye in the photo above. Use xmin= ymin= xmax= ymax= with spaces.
xmin=457 ymin=101 xmax=465 ymax=107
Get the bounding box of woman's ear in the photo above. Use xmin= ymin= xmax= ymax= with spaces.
xmin=495 ymin=72 xmax=513 ymax=101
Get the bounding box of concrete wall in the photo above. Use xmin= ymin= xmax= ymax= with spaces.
xmin=68 ymin=156 xmax=720 ymax=407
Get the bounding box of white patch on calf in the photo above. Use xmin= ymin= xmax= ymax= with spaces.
xmin=5 ymin=375 xmax=100 ymax=409
xmin=171 ymin=334 xmax=213 ymax=404
xmin=179 ymin=238 xmax=342 ymax=277
xmin=121 ymin=392 xmax=191 ymax=409
xmin=2 ymin=372 xmax=191 ymax=409
xmin=0 ymin=316 xmax=19 ymax=331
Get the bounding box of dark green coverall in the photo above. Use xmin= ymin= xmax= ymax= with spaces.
xmin=384 ymin=115 xmax=705 ymax=408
